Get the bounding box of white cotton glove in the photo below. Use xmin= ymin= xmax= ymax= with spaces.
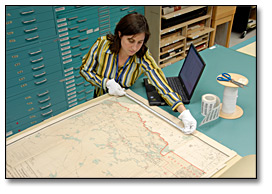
xmin=106 ymin=79 xmax=126 ymax=96
xmin=178 ymin=110 xmax=197 ymax=134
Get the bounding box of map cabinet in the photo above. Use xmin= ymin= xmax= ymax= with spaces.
xmin=145 ymin=6 xmax=214 ymax=68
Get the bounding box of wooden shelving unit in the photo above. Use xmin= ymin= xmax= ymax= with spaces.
xmin=145 ymin=6 xmax=214 ymax=68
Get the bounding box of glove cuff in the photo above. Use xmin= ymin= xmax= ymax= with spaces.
xmin=178 ymin=109 xmax=190 ymax=119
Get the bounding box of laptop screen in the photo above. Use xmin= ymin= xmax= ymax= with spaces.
xmin=179 ymin=44 xmax=206 ymax=98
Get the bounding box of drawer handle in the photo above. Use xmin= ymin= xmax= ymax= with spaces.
xmin=128 ymin=9 xmax=136 ymax=13
xmin=41 ymin=109 xmax=52 ymax=116
xmin=33 ymin=71 xmax=46 ymax=78
xmin=76 ymin=81 xmax=84 ymax=86
xmin=39 ymin=96 xmax=51 ymax=103
xmin=31 ymin=56 xmax=43 ymax=63
xmin=29 ymin=49 xmax=42 ymax=55
xmin=75 ymin=75 xmax=81 ymax=78
xmin=26 ymin=35 xmax=39 ymax=41
xmin=78 ymin=28 xmax=88 ymax=32
xmin=35 ymin=78 xmax=47 ymax=85
xmin=84 ymin=82 xmax=91 ymax=87
xmin=24 ymin=27 xmax=38 ymax=33
xmin=22 ymin=18 xmax=36 ymax=24
xmin=77 ymin=89 xmax=86 ymax=94
xmin=85 ymin=89 xmax=94 ymax=94
xmin=68 ymin=26 xmax=79 ymax=31
xmin=32 ymin=64 xmax=45 ymax=71
xmin=80 ymin=45 xmax=90 ymax=50
xmin=77 ymin=18 xmax=87 ymax=23
xmin=70 ymin=35 xmax=80 ymax=40
xmin=37 ymin=90 xmax=49 ymax=97
xmin=71 ymin=44 xmax=81 ymax=49
xmin=21 ymin=10 xmax=35 ymax=15
xmin=74 ymin=66 xmax=80 ymax=70
xmin=79 ymin=37 xmax=88 ymax=42
xmin=40 ymin=102 xmax=51 ymax=110
xmin=121 ymin=7 xmax=130 ymax=11
xmin=78 ymin=96 xmax=86 ymax=101
xmin=72 ymin=52 xmax=81 ymax=58
xmin=68 ymin=16 xmax=78 ymax=21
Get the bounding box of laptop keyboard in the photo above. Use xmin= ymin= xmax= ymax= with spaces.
xmin=167 ymin=77 xmax=188 ymax=100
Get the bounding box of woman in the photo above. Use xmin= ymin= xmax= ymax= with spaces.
xmin=80 ymin=13 xmax=196 ymax=134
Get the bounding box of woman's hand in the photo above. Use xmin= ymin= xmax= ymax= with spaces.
xmin=106 ymin=79 xmax=126 ymax=96
xmin=177 ymin=104 xmax=197 ymax=134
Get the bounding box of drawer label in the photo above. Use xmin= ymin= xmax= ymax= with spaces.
xmin=58 ymin=27 xmax=68 ymax=33
xmin=57 ymin=18 xmax=67 ymax=23
xmin=64 ymin=67 xmax=74 ymax=73
xmin=55 ymin=7 xmax=65 ymax=12
xmin=59 ymin=32 xmax=69 ymax=38
xmin=57 ymin=22 xmax=67 ymax=28
xmin=66 ymin=83 xmax=75 ymax=89
xmin=67 ymin=90 xmax=76 ymax=97
xmin=67 ymin=87 xmax=76 ymax=93
xmin=68 ymin=94 xmax=77 ymax=101
xmin=62 ymin=54 xmax=72 ymax=60
xmin=87 ymin=29 xmax=93 ymax=34
xmin=62 ymin=50 xmax=71 ymax=56
xmin=66 ymin=79 xmax=75 ymax=85
xmin=60 ymin=41 xmax=70 ymax=47
xmin=61 ymin=46 xmax=70 ymax=51
xmin=63 ymin=58 xmax=72 ymax=64
xmin=60 ymin=37 xmax=69 ymax=42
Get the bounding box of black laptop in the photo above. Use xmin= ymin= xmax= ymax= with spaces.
xmin=144 ymin=44 xmax=206 ymax=105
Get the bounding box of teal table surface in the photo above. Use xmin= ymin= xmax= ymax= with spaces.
xmin=130 ymin=45 xmax=256 ymax=157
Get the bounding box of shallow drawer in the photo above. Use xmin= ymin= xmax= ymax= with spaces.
xmin=6 ymin=50 xmax=61 ymax=76
xmin=6 ymin=19 xmax=55 ymax=39
xmin=55 ymin=6 xmax=99 ymax=20
xmin=6 ymin=6 xmax=53 ymax=20
xmin=54 ymin=6 xmax=91 ymax=15
xmin=6 ymin=71 xmax=63 ymax=98
xmin=6 ymin=39 xmax=59 ymax=64
xmin=6 ymin=11 xmax=54 ymax=30
xmin=6 ymin=88 xmax=66 ymax=122
xmin=6 ymin=101 xmax=67 ymax=138
xmin=6 ymin=60 xmax=61 ymax=88
xmin=6 ymin=28 xmax=57 ymax=50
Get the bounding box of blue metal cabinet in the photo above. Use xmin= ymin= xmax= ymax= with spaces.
xmin=6 ymin=5 xmax=145 ymax=138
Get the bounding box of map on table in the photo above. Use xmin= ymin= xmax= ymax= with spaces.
xmin=6 ymin=90 xmax=236 ymax=178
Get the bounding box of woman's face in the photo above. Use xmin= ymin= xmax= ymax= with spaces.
xmin=119 ymin=32 xmax=145 ymax=57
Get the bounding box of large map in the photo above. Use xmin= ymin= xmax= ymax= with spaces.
xmin=6 ymin=90 xmax=236 ymax=178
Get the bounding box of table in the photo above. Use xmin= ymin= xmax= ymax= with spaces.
xmin=131 ymin=45 xmax=256 ymax=157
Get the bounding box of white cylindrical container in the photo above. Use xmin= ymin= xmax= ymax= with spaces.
xmin=221 ymin=86 xmax=238 ymax=114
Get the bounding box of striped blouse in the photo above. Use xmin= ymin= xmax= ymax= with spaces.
xmin=80 ymin=36 xmax=183 ymax=111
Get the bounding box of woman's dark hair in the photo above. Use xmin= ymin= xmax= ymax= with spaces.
xmin=107 ymin=13 xmax=150 ymax=58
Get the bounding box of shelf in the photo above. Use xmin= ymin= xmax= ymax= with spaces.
xmin=160 ymin=44 xmax=185 ymax=55
xmin=160 ymin=35 xmax=185 ymax=47
xmin=145 ymin=6 xmax=213 ymax=68
xmin=187 ymin=27 xmax=214 ymax=39
xmin=160 ymin=50 xmax=184 ymax=63
xmin=160 ymin=14 xmax=211 ymax=35
xmin=162 ymin=6 xmax=206 ymax=19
